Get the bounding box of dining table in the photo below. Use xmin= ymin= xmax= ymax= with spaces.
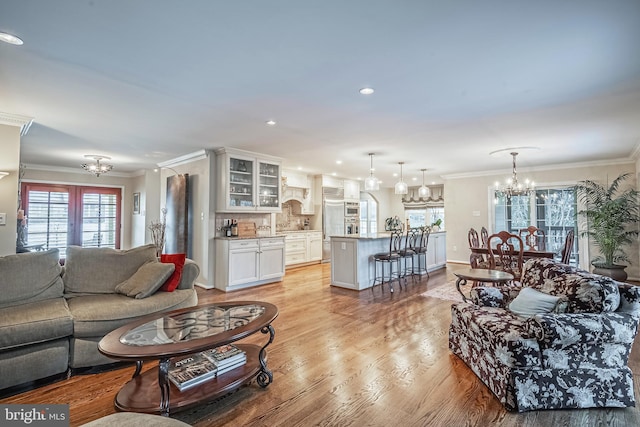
xmin=469 ymin=246 xmax=555 ymax=260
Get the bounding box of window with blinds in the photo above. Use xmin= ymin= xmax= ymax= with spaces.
xmin=21 ymin=183 xmax=121 ymax=257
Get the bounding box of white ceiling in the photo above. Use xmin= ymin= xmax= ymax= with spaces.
xmin=2 ymin=0 xmax=640 ymax=186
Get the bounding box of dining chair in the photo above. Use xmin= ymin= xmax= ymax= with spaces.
xmin=480 ymin=227 xmax=489 ymax=248
xmin=468 ymin=228 xmax=488 ymax=269
xmin=488 ymin=231 xmax=524 ymax=282
xmin=560 ymin=229 xmax=575 ymax=264
xmin=372 ymin=229 xmax=404 ymax=293
xmin=519 ymin=226 xmax=546 ymax=251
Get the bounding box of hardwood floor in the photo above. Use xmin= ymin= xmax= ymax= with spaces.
xmin=3 ymin=263 xmax=640 ymax=426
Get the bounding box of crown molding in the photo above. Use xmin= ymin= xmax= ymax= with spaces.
xmin=442 ymin=158 xmax=636 ymax=180
xmin=157 ymin=149 xmax=209 ymax=169
xmin=0 ymin=112 xmax=34 ymax=136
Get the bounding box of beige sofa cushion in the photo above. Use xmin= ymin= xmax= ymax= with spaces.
xmin=0 ymin=249 xmax=64 ymax=309
xmin=63 ymin=244 xmax=157 ymax=294
xmin=115 ymin=261 xmax=174 ymax=299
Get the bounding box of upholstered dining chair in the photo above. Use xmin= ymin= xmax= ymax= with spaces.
xmin=560 ymin=229 xmax=575 ymax=264
xmin=488 ymin=230 xmax=524 ymax=281
xmin=372 ymin=229 xmax=404 ymax=292
xmin=518 ymin=226 xmax=546 ymax=251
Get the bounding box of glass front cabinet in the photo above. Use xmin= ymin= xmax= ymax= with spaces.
xmin=215 ymin=148 xmax=282 ymax=213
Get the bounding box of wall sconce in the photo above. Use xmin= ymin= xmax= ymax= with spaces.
xmin=0 ymin=172 xmax=8 ymax=180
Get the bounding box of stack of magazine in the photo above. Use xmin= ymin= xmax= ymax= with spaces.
xmin=168 ymin=344 xmax=247 ymax=392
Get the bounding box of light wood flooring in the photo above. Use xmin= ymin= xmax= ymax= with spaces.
xmin=2 ymin=263 xmax=640 ymax=426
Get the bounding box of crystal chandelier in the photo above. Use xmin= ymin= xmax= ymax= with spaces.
xmin=364 ymin=153 xmax=379 ymax=191
xmin=418 ymin=168 xmax=431 ymax=198
xmin=495 ymin=152 xmax=534 ymax=199
xmin=394 ymin=162 xmax=408 ymax=195
xmin=81 ymin=155 xmax=113 ymax=177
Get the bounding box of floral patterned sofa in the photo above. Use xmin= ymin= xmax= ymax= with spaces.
xmin=449 ymin=257 xmax=640 ymax=412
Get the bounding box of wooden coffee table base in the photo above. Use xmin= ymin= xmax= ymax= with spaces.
xmin=114 ymin=343 xmax=263 ymax=414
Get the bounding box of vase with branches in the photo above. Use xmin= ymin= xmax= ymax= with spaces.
xmin=575 ymin=172 xmax=639 ymax=281
xmin=149 ymin=208 xmax=167 ymax=257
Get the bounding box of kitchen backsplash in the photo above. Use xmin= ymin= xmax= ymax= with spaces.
xmin=276 ymin=200 xmax=314 ymax=231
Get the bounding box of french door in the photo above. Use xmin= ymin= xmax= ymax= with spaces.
xmin=21 ymin=183 xmax=121 ymax=257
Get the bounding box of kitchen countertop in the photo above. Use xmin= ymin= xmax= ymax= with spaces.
xmin=330 ymin=230 xmax=446 ymax=240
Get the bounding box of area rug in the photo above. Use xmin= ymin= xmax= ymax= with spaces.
xmin=419 ymin=281 xmax=464 ymax=302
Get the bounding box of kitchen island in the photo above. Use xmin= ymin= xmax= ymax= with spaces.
xmin=330 ymin=231 xmax=446 ymax=290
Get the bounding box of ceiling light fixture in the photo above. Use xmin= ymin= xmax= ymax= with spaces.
xmin=359 ymin=87 xmax=374 ymax=95
xmin=81 ymin=155 xmax=113 ymax=177
xmin=0 ymin=32 xmax=23 ymax=45
xmin=495 ymin=152 xmax=534 ymax=199
xmin=364 ymin=153 xmax=379 ymax=191
xmin=418 ymin=169 xmax=431 ymax=198
xmin=265 ymin=120 xmax=276 ymax=126
xmin=394 ymin=162 xmax=408 ymax=195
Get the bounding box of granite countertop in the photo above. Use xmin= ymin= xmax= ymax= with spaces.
xmin=215 ymin=235 xmax=284 ymax=240
xmin=275 ymin=230 xmax=322 ymax=235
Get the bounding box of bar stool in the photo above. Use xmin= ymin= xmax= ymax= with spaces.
xmin=372 ymin=229 xmax=403 ymax=292
xmin=399 ymin=227 xmax=421 ymax=281
xmin=412 ymin=226 xmax=430 ymax=278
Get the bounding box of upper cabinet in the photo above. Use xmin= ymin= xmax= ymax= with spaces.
xmin=215 ymin=148 xmax=282 ymax=213
xmin=343 ymin=179 xmax=361 ymax=202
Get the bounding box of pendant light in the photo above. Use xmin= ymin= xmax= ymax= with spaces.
xmin=418 ymin=168 xmax=431 ymax=198
xmin=394 ymin=162 xmax=408 ymax=195
xmin=364 ymin=153 xmax=379 ymax=191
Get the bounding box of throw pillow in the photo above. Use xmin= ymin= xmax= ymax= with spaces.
xmin=160 ymin=253 xmax=186 ymax=292
xmin=508 ymin=287 xmax=563 ymax=317
xmin=115 ymin=261 xmax=175 ymax=299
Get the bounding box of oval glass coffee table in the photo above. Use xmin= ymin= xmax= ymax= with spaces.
xmin=454 ymin=268 xmax=514 ymax=302
xmin=98 ymin=301 xmax=278 ymax=416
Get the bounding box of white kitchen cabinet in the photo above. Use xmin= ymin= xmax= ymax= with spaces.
xmin=308 ymin=232 xmax=323 ymax=261
xmin=426 ymin=232 xmax=446 ymax=271
xmin=284 ymin=231 xmax=323 ymax=267
xmin=215 ymin=236 xmax=285 ymax=291
xmin=215 ymin=148 xmax=282 ymax=213
xmin=343 ymin=179 xmax=361 ymax=202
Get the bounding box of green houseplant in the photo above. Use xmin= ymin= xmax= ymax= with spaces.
xmin=575 ymin=172 xmax=639 ymax=281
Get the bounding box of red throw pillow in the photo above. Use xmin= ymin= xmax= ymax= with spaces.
xmin=160 ymin=253 xmax=186 ymax=292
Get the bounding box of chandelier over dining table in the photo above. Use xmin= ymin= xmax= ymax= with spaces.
xmin=495 ymin=152 xmax=534 ymax=199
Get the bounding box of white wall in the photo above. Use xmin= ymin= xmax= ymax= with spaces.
xmin=0 ymin=125 xmax=21 ymax=255
xmin=444 ymin=161 xmax=639 ymax=279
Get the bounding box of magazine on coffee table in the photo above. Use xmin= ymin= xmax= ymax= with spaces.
xmin=201 ymin=344 xmax=246 ymax=367
xmin=168 ymin=353 xmax=217 ymax=392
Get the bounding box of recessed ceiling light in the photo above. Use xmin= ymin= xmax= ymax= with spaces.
xmin=297 ymin=166 xmax=303 ymax=170
xmin=332 ymin=172 xmax=337 ymax=176
xmin=412 ymin=177 xmax=418 ymax=181
xmin=265 ymin=120 xmax=276 ymax=126
xmin=359 ymin=87 xmax=374 ymax=95
xmin=336 ymin=160 xmax=342 ymax=165
xmin=0 ymin=32 xmax=23 ymax=45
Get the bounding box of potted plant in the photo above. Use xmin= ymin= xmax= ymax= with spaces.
xmin=575 ymin=172 xmax=639 ymax=281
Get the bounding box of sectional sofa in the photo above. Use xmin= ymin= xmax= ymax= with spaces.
xmin=0 ymin=244 xmax=199 ymax=391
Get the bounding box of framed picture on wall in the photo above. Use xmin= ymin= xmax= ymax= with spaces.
xmin=133 ymin=192 xmax=140 ymax=215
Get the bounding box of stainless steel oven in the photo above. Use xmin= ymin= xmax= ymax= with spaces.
xmin=345 ymin=217 xmax=360 ymax=235
xmin=344 ymin=202 xmax=360 ymax=217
